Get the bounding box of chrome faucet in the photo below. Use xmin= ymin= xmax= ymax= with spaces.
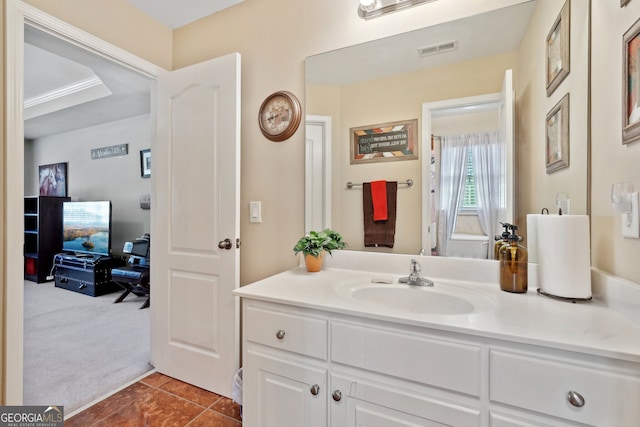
xmin=399 ymin=259 xmax=434 ymax=287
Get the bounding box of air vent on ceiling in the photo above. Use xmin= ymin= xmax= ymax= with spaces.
xmin=417 ymin=40 xmax=458 ymax=57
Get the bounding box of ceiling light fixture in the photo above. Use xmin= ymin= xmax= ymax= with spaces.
xmin=358 ymin=0 xmax=437 ymax=20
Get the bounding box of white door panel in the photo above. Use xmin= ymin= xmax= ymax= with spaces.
xmin=151 ymin=52 xmax=241 ymax=397
xmin=305 ymin=115 xmax=332 ymax=234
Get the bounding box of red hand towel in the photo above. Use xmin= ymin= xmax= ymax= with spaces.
xmin=371 ymin=180 xmax=388 ymax=221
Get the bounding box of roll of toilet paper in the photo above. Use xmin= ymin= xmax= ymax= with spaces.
xmin=536 ymin=215 xmax=591 ymax=299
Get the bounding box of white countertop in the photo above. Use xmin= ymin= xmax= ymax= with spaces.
xmin=234 ymin=251 xmax=640 ymax=363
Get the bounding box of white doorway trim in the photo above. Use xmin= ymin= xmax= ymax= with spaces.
xmin=4 ymin=0 xmax=165 ymax=402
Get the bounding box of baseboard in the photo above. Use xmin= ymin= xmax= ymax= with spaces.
xmin=64 ymin=368 xmax=156 ymax=419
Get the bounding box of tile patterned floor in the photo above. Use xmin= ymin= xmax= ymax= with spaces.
xmin=65 ymin=372 xmax=242 ymax=426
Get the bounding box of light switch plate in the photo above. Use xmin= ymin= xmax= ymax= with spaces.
xmin=622 ymin=192 xmax=639 ymax=239
xmin=249 ymin=201 xmax=262 ymax=223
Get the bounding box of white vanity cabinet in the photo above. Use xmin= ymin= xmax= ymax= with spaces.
xmin=489 ymin=347 xmax=640 ymax=426
xmin=329 ymin=320 xmax=482 ymax=426
xmin=242 ymin=300 xmax=482 ymax=427
xmin=241 ymin=298 xmax=640 ymax=427
xmin=244 ymin=351 xmax=327 ymax=427
xmin=329 ymin=372 xmax=480 ymax=427
xmin=242 ymin=303 xmax=329 ymax=427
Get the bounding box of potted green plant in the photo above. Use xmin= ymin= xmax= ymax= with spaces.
xmin=293 ymin=228 xmax=347 ymax=272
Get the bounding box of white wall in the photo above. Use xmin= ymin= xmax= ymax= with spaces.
xmin=24 ymin=114 xmax=151 ymax=256
xmin=591 ymin=1 xmax=640 ymax=284
xmin=516 ymin=0 xmax=590 ymax=233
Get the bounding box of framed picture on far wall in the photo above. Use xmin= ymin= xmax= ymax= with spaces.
xmin=140 ymin=149 xmax=151 ymax=178
xmin=623 ymin=17 xmax=640 ymax=144
xmin=545 ymin=93 xmax=570 ymax=174
xmin=546 ymin=0 xmax=570 ymax=97
xmin=39 ymin=162 xmax=68 ymax=197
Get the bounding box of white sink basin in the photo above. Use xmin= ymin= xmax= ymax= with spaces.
xmin=336 ymin=278 xmax=496 ymax=316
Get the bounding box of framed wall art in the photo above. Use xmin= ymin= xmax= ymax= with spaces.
xmin=546 ymin=0 xmax=570 ymax=97
xmin=350 ymin=119 xmax=418 ymax=164
xmin=39 ymin=162 xmax=68 ymax=197
xmin=623 ymin=17 xmax=640 ymax=144
xmin=545 ymin=93 xmax=570 ymax=174
xmin=140 ymin=149 xmax=151 ymax=178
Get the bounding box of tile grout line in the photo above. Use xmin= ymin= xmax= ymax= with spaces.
xmin=67 ymin=375 xmax=240 ymax=426
xmin=144 ymin=382 xmax=241 ymax=425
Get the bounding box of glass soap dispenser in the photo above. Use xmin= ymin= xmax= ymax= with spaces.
xmin=499 ymin=225 xmax=528 ymax=293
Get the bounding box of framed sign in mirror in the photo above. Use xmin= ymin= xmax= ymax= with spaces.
xmin=350 ymin=119 xmax=418 ymax=164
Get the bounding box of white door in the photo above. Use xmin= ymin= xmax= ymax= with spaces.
xmin=151 ymin=53 xmax=241 ymax=397
xmin=304 ymin=115 xmax=332 ymax=234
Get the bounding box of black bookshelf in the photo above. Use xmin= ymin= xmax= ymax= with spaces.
xmin=24 ymin=196 xmax=70 ymax=283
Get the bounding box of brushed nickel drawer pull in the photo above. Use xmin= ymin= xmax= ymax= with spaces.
xmin=275 ymin=330 xmax=286 ymax=340
xmin=332 ymin=390 xmax=342 ymax=402
xmin=567 ymin=390 xmax=585 ymax=407
xmin=310 ymin=384 xmax=320 ymax=395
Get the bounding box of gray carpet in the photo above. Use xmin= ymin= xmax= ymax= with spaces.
xmin=23 ymin=280 xmax=152 ymax=413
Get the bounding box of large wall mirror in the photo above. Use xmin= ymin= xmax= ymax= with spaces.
xmin=305 ymin=0 xmax=589 ymax=258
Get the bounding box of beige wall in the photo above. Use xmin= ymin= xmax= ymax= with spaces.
xmin=591 ymin=1 xmax=640 ymax=284
xmin=25 ymin=115 xmax=152 ymax=255
xmin=4 ymin=0 xmax=601 ymax=287
xmin=4 ymin=0 xmax=635 ymax=287
xmin=4 ymin=0 xmax=640 ymax=403
xmin=173 ymin=0 xmax=532 ymax=284
xmin=23 ymin=0 xmax=172 ymax=69
xmin=516 ymin=0 xmax=590 ymax=232
xmin=308 ymin=53 xmax=516 ymax=254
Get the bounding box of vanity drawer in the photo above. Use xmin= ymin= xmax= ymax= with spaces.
xmin=331 ymin=321 xmax=481 ymax=396
xmin=490 ymin=350 xmax=640 ymax=425
xmin=245 ymin=304 xmax=328 ymax=360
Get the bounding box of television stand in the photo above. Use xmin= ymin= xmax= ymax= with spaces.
xmin=54 ymin=253 xmax=125 ymax=297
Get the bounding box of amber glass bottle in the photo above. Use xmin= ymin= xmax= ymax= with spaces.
xmin=499 ymin=233 xmax=528 ymax=293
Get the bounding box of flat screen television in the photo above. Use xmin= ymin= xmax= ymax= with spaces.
xmin=62 ymin=201 xmax=112 ymax=256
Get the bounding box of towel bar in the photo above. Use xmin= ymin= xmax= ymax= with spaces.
xmin=346 ymin=179 xmax=413 ymax=189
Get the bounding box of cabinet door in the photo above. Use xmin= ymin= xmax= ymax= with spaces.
xmin=489 ymin=411 xmax=577 ymax=427
xmin=330 ymin=373 xmax=479 ymax=427
xmin=244 ymin=349 xmax=327 ymax=427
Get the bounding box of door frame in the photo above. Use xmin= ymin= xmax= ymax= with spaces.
xmin=421 ymin=89 xmax=514 ymax=255
xmin=4 ymin=0 xmax=164 ymax=402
